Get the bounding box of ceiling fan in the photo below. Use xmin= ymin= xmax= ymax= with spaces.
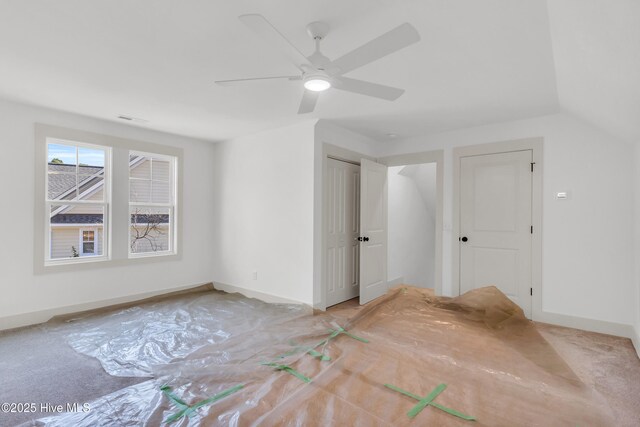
xmin=215 ymin=14 xmax=420 ymax=114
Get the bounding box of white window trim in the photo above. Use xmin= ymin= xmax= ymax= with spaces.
xmin=128 ymin=150 xmax=178 ymax=258
xmin=44 ymin=139 xmax=111 ymax=265
xmin=35 ymin=123 xmax=183 ymax=274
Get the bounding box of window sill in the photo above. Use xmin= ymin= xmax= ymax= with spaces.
xmin=36 ymin=252 xmax=181 ymax=274
xmin=45 ymin=256 xmax=110 ymax=267
xmin=128 ymin=251 xmax=176 ymax=259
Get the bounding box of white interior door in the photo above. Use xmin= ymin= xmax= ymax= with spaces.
xmin=460 ymin=150 xmax=532 ymax=317
xmin=359 ymin=159 xmax=388 ymax=304
xmin=326 ymin=159 xmax=360 ymax=307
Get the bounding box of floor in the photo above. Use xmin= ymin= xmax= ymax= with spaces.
xmin=329 ymin=296 xmax=640 ymax=426
xmin=1 ymin=292 xmax=639 ymax=426
xmin=0 ymin=324 xmax=144 ymax=426
xmin=537 ymin=322 xmax=640 ymax=426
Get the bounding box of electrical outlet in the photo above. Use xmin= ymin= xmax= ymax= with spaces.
xmin=252 ymin=271 xmax=258 ymax=280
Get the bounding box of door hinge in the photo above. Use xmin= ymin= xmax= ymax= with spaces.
xmin=530 ymin=288 xmax=533 ymax=296
xmin=530 ymin=225 xmax=533 ymax=234
xmin=530 ymin=162 xmax=535 ymax=172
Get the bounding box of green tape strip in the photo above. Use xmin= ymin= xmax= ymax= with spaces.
xmin=161 ymin=384 xmax=244 ymax=424
xmin=384 ymin=383 xmax=476 ymax=422
xmin=326 ymin=326 xmax=370 ymax=343
xmin=280 ymin=325 xmax=366 ymax=362
xmin=262 ymin=362 xmax=312 ymax=383
xmin=278 ymin=346 xmax=331 ymax=361
xmin=160 ymin=385 xmax=190 ymax=409
xmin=384 ymin=383 xmax=422 ymax=401
xmin=407 ymin=383 xmax=446 ymax=418
xmin=278 ymin=325 xmax=365 ymax=364
xmin=306 ymin=348 xmax=331 ymax=361
xmin=430 ymin=402 xmax=477 ymax=421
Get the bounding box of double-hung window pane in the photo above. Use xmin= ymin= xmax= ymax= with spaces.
xmin=129 ymin=152 xmax=176 ymax=256
xmin=46 ymin=140 xmax=109 ymax=262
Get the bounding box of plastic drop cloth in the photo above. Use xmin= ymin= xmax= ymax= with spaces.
xmin=28 ymin=286 xmax=615 ymax=426
xmin=46 ymin=289 xmax=311 ymax=377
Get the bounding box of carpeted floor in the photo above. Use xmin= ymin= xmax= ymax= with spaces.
xmin=537 ymin=322 xmax=640 ymax=426
xmin=0 ymin=325 xmax=145 ymax=426
xmin=1 ymin=293 xmax=639 ymax=426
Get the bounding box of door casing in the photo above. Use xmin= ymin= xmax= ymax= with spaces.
xmin=317 ymin=146 xmax=446 ymax=310
xmin=452 ymin=138 xmax=543 ymax=320
xmin=318 ymin=143 xmax=375 ymax=311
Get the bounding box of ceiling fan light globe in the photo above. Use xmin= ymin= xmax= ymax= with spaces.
xmin=304 ymin=78 xmax=331 ymax=92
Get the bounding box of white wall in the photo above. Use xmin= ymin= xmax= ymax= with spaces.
xmin=388 ymin=164 xmax=436 ymax=288
xmin=211 ymin=122 xmax=317 ymax=305
xmin=376 ymin=112 xmax=636 ymax=327
xmin=0 ymin=98 xmax=216 ymax=329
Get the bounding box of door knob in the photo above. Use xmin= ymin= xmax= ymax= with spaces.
xmin=363 ymin=237 xmax=370 ymax=242
xmin=460 ymin=236 xmax=468 ymax=242
xmin=355 ymin=237 xmax=363 ymax=241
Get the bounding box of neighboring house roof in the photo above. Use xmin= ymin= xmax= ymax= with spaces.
xmin=51 ymin=214 xmax=105 ymax=224
xmin=51 ymin=214 xmax=170 ymax=224
xmin=48 ymin=163 xmax=104 ymax=199
xmin=48 ymin=160 xmax=169 ymax=225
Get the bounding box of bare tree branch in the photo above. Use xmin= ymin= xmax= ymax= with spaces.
xmin=130 ymin=208 xmax=166 ymax=252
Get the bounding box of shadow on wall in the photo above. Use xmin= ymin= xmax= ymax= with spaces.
xmin=388 ymin=163 xmax=437 ymax=288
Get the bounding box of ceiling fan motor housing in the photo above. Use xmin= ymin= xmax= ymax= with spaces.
xmin=306 ymin=21 xmax=330 ymax=40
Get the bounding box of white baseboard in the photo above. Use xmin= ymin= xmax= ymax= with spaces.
xmin=535 ymin=309 xmax=636 ymax=341
xmin=388 ymin=277 xmax=404 ymax=287
xmin=213 ymin=282 xmax=306 ymax=306
xmin=0 ymin=282 xmax=212 ymax=332
xmin=632 ymin=326 xmax=640 ymax=360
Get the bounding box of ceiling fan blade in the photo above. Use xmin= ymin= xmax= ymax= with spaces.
xmin=239 ymin=14 xmax=310 ymax=71
xmin=298 ymin=90 xmax=320 ymax=114
xmin=215 ymin=76 xmax=301 ymax=86
xmin=331 ymin=23 xmax=420 ymax=74
xmin=332 ymin=77 xmax=405 ymax=100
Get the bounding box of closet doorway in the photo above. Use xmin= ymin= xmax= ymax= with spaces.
xmin=325 ymin=157 xmax=361 ymax=307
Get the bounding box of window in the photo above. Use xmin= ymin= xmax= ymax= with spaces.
xmin=80 ymin=229 xmax=97 ymax=255
xmin=36 ymin=124 xmax=182 ymax=271
xmin=129 ymin=151 xmax=176 ymax=256
xmin=46 ymin=139 xmax=109 ymax=263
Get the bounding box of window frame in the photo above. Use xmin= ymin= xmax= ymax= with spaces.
xmin=44 ymin=139 xmax=111 ymax=265
xmin=128 ymin=151 xmax=178 ymax=258
xmin=35 ymin=124 xmax=183 ymax=274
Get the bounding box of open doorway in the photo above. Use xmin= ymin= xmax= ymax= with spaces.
xmin=379 ymin=150 xmax=444 ymax=296
xmin=318 ymin=146 xmax=444 ymax=311
xmin=324 ymin=157 xmax=361 ymax=308
xmin=387 ymin=163 xmax=437 ymax=289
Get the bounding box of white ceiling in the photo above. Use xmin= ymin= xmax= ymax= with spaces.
xmin=0 ymin=1 xmax=637 ymax=142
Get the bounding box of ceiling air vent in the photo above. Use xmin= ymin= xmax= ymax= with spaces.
xmin=117 ymin=115 xmax=149 ymax=124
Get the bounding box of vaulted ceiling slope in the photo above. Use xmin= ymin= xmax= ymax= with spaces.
xmin=547 ymin=0 xmax=640 ymax=143
xmin=0 ymin=1 xmax=637 ymax=142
